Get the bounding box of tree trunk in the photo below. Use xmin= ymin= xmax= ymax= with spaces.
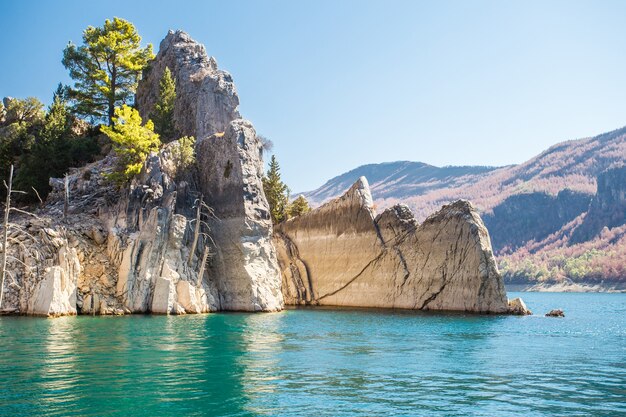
xmin=108 ymin=65 xmax=117 ymax=126
xmin=197 ymin=245 xmax=209 ymax=287
xmin=0 ymin=165 xmax=13 ymax=309
xmin=188 ymin=195 xmax=203 ymax=266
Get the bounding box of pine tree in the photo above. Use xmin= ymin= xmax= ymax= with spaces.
xmin=262 ymin=155 xmax=289 ymax=224
xmin=0 ymin=98 xmax=44 ymax=193
xmin=14 ymin=89 xmax=99 ymax=200
xmin=101 ymin=105 xmax=160 ymax=185
xmin=288 ymin=195 xmax=311 ymax=218
xmin=152 ymin=67 xmax=177 ymax=140
xmin=171 ymin=135 xmax=195 ymax=177
xmin=62 ymin=17 xmax=154 ymax=125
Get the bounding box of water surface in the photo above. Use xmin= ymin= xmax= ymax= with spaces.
xmin=0 ymin=292 xmax=624 ymax=416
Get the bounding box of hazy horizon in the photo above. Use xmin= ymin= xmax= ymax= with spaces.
xmin=2 ymin=0 xmax=625 ymax=191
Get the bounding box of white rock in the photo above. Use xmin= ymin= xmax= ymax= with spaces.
xmin=28 ymin=266 xmax=77 ymax=317
xmin=152 ymin=277 xmax=175 ymax=314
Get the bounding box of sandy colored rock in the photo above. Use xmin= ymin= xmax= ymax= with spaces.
xmin=275 ymin=177 xmax=510 ymax=313
xmin=508 ymin=297 xmax=532 ymax=315
xmin=27 ymin=266 xmax=77 ymax=317
xmin=175 ymin=280 xmax=215 ymax=314
xmin=152 ymin=277 xmax=176 ymax=314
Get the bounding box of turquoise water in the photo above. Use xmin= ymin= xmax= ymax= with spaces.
xmin=0 ymin=292 xmax=624 ymax=417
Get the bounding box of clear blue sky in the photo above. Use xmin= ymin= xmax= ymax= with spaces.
xmin=1 ymin=0 xmax=625 ymax=192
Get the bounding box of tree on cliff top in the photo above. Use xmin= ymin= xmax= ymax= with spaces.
xmin=101 ymin=105 xmax=160 ymax=185
xmin=263 ymin=155 xmax=289 ymax=224
xmin=62 ymin=17 xmax=154 ymax=125
xmin=152 ymin=67 xmax=177 ymax=140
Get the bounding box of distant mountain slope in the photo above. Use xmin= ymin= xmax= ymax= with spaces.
xmin=304 ymin=126 xmax=626 ymax=222
xmin=302 ymin=126 xmax=626 ymax=286
xmin=303 ymin=162 xmax=499 ymax=207
xmin=500 ymin=166 xmax=626 ymax=286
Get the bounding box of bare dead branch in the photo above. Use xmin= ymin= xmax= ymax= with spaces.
xmin=31 ymin=187 xmax=44 ymax=206
xmin=10 ymin=208 xmax=42 ymax=219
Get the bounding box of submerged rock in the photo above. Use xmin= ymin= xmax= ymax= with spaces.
xmin=508 ymin=297 xmax=532 ymax=315
xmin=275 ymin=177 xmax=510 ymax=313
xmin=545 ymin=309 xmax=564 ymax=317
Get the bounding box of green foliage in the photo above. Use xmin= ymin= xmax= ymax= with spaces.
xmin=62 ymin=17 xmax=154 ymax=125
xmin=0 ymin=98 xmax=44 ymax=188
xmin=2 ymin=97 xmax=44 ymax=125
xmin=13 ymin=94 xmax=99 ymax=200
xmin=171 ymin=135 xmax=195 ymax=176
xmin=288 ymin=195 xmax=311 ymax=218
xmin=262 ymin=155 xmax=289 ymax=224
xmin=152 ymin=67 xmax=177 ymax=140
xmin=0 ymin=94 xmax=99 ymax=201
xmin=101 ymin=105 xmax=160 ymax=185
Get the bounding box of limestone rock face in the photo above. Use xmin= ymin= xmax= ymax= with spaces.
xmin=0 ymin=220 xmax=81 ymax=317
xmin=570 ymin=166 xmax=626 ymax=243
xmin=151 ymin=277 xmax=176 ymax=314
xmin=275 ymin=177 xmax=510 ymax=313
xmin=27 ymin=247 xmax=79 ymax=317
xmin=135 ymin=30 xmax=240 ymax=141
xmin=196 ymin=119 xmax=283 ymax=311
xmin=0 ymin=30 xmax=281 ymax=316
xmin=131 ymin=29 xmax=282 ymax=312
xmin=106 ymin=142 xmax=229 ymax=314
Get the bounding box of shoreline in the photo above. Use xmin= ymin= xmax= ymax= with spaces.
xmin=506 ymin=282 xmax=626 ymax=293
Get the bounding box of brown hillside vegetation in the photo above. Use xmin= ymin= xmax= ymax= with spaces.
xmin=380 ymin=126 xmax=626 ymax=221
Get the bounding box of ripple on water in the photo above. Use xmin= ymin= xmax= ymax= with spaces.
xmin=0 ymin=292 xmax=625 ymax=417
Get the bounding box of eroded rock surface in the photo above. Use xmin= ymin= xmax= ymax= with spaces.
xmin=196 ymin=120 xmax=283 ymax=311
xmin=136 ymin=30 xmax=240 ymax=141
xmin=275 ymin=177 xmax=511 ymax=313
xmin=0 ymin=30 xmax=281 ymax=316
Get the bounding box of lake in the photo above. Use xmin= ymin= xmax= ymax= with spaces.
xmin=0 ymin=292 xmax=624 ymax=417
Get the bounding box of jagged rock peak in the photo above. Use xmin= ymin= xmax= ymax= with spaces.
xmin=343 ymin=176 xmax=374 ymax=210
xmin=424 ymin=200 xmax=476 ymax=223
xmin=275 ymin=177 xmax=511 ymax=313
xmin=375 ymin=204 xmax=418 ymax=244
xmin=136 ymin=30 xmax=241 ymax=141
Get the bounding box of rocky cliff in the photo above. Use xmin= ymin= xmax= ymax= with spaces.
xmin=136 ymin=30 xmax=241 ymax=141
xmin=570 ymin=166 xmax=626 ymax=244
xmin=275 ymin=177 xmax=509 ymax=313
xmin=0 ymin=30 xmax=518 ymax=316
xmin=0 ymin=30 xmax=282 ymax=316
xmin=483 ymin=190 xmax=592 ymax=252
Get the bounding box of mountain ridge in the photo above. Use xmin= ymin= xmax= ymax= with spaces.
xmin=302 ymin=161 xmax=501 ymax=207
xmin=301 ymin=126 xmax=626 ymax=286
